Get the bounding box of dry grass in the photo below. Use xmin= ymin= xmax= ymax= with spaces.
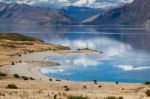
xmin=0 ymin=33 xmax=70 ymax=66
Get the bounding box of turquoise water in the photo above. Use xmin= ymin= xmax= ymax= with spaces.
xmin=1 ymin=23 xmax=150 ymax=82
xmin=41 ymin=36 xmax=150 ymax=83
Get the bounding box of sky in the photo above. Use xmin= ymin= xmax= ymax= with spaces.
xmin=0 ymin=0 xmax=134 ymax=8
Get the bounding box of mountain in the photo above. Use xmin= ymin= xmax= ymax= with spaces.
xmin=0 ymin=2 xmax=73 ymax=25
xmin=83 ymin=0 xmax=150 ymax=25
xmin=60 ymin=6 xmax=101 ymax=22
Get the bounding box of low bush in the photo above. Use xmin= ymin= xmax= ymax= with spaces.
xmin=93 ymin=80 xmax=97 ymax=84
xmin=54 ymin=94 xmax=57 ymax=99
xmin=145 ymin=90 xmax=150 ymax=97
xmin=144 ymin=81 xmax=150 ymax=85
xmin=29 ymin=77 xmax=35 ymax=80
xmin=13 ymin=74 xmax=19 ymax=78
xmin=11 ymin=62 xmax=15 ymax=65
xmin=21 ymin=76 xmax=28 ymax=80
xmin=6 ymin=84 xmax=18 ymax=89
xmin=64 ymin=86 xmax=70 ymax=91
xmin=0 ymin=72 xmax=7 ymax=77
xmin=0 ymin=92 xmax=5 ymax=96
xmin=83 ymin=86 xmax=87 ymax=89
xmin=115 ymin=82 xmax=119 ymax=84
xmin=49 ymin=78 xmax=53 ymax=81
xmin=98 ymin=85 xmax=102 ymax=88
xmin=105 ymin=96 xmax=123 ymax=99
xmin=67 ymin=95 xmax=89 ymax=99
xmin=56 ymin=79 xmax=61 ymax=81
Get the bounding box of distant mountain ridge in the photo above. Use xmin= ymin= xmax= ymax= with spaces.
xmin=83 ymin=0 xmax=150 ymax=25
xmin=60 ymin=6 xmax=101 ymax=22
xmin=0 ymin=2 xmax=73 ymax=25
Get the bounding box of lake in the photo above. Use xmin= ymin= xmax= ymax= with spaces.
xmin=1 ymin=23 xmax=150 ymax=83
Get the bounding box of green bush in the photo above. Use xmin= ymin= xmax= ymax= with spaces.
xmin=13 ymin=74 xmax=19 ymax=78
xmin=54 ymin=94 xmax=57 ymax=99
xmin=144 ymin=81 xmax=150 ymax=85
xmin=29 ymin=77 xmax=35 ymax=80
xmin=67 ymin=95 xmax=89 ymax=99
xmin=0 ymin=72 xmax=7 ymax=77
xmin=105 ymin=96 xmax=123 ymax=99
xmin=65 ymin=87 xmax=70 ymax=91
xmin=21 ymin=76 xmax=28 ymax=80
xmin=6 ymin=84 xmax=18 ymax=89
xmin=11 ymin=62 xmax=15 ymax=65
xmin=145 ymin=90 xmax=150 ymax=97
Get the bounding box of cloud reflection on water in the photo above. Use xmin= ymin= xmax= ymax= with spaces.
xmin=41 ymin=36 xmax=150 ymax=82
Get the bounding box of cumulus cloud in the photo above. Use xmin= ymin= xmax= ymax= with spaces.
xmin=116 ymin=65 xmax=150 ymax=71
xmin=0 ymin=0 xmax=134 ymax=8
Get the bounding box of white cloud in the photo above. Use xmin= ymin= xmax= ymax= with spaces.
xmin=116 ymin=65 xmax=150 ymax=71
xmin=0 ymin=0 xmax=134 ymax=8
xmin=73 ymin=57 xmax=99 ymax=67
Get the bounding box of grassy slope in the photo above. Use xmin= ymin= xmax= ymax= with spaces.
xmin=0 ymin=33 xmax=41 ymax=41
xmin=0 ymin=33 xmax=70 ymax=66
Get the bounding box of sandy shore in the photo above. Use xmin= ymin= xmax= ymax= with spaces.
xmin=1 ymin=50 xmax=97 ymax=80
xmin=0 ymin=50 xmax=150 ymax=99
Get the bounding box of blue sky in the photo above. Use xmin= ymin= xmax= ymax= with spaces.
xmin=0 ymin=0 xmax=134 ymax=8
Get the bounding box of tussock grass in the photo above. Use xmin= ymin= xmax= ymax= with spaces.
xmin=6 ymin=84 xmax=18 ymax=89
xmin=0 ymin=33 xmax=41 ymax=41
xmin=67 ymin=95 xmax=89 ymax=99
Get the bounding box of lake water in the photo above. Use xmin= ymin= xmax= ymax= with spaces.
xmin=1 ymin=23 xmax=150 ymax=83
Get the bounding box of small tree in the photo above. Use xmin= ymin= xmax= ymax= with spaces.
xmin=54 ymin=94 xmax=57 ymax=99
xmin=145 ymin=90 xmax=150 ymax=97
xmin=14 ymin=74 xmax=19 ymax=78
xmin=6 ymin=84 xmax=18 ymax=89
xmin=12 ymin=62 xmax=15 ymax=65
xmin=93 ymin=80 xmax=97 ymax=84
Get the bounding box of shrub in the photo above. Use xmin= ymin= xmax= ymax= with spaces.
xmin=93 ymin=80 xmax=97 ymax=84
xmin=49 ymin=78 xmax=53 ymax=81
xmin=115 ymin=82 xmax=119 ymax=84
xmin=0 ymin=72 xmax=7 ymax=76
xmin=0 ymin=92 xmax=5 ymax=96
xmin=13 ymin=74 xmax=19 ymax=78
xmin=83 ymin=86 xmax=87 ymax=89
xmin=144 ymin=81 xmax=150 ymax=85
xmin=65 ymin=87 xmax=70 ymax=91
xmin=145 ymin=90 xmax=150 ymax=97
xmin=64 ymin=86 xmax=68 ymax=88
xmin=67 ymin=95 xmax=89 ymax=99
xmin=21 ymin=76 xmax=28 ymax=80
xmin=54 ymin=94 xmax=57 ymax=99
xmin=98 ymin=85 xmax=102 ymax=88
xmin=105 ymin=96 xmax=123 ymax=99
xmin=6 ymin=84 xmax=18 ymax=89
xmin=29 ymin=77 xmax=35 ymax=80
xmin=11 ymin=62 xmax=15 ymax=65
xmin=56 ymin=79 xmax=61 ymax=81
xmin=64 ymin=86 xmax=70 ymax=91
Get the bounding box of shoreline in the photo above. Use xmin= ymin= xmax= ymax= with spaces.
xmin=0 ymin=50 xmax=149 ymax=99
xmin=1 ymin=50 xmax=97 ymax=81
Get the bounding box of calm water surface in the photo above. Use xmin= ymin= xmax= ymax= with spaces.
xmin=1 ymin=23 xmax=150 ymax=83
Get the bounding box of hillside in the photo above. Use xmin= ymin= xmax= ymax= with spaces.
xmin=60 ymin=6 xmax=101 ymax=22
xmin=0 ymin=2 xmax=73 ymax=25
xmin=0 ymin=33 xmax=70 ymax=66
xmin=83 ymin=0 xmax=150 ymax=25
